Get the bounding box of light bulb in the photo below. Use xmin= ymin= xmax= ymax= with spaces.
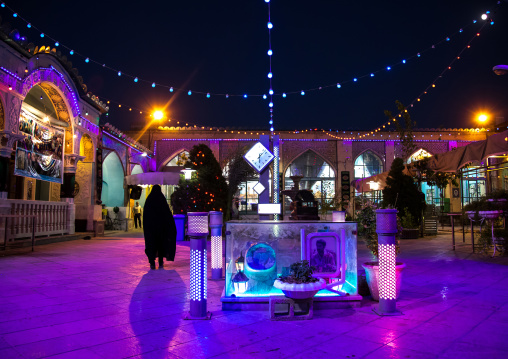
xmin=263 ymin=94 xmax=267 ymax=99
xmin=267 ymin=49 xmax=273 ymax=56
xmin=70 ymin=50 xmax=74 ymax=55
xmin=170 ymin=87 xmax=174 ymax=92
xmin=269 ymin=102 xmax=273 ymax=107
xmin=270 ymin=127 xmax=274 ymax=131
xmin=267 ymin=22 xmax=273 ymax=29
xmin=151 ymin=83 xmax=155 ymax=88
xmin=269 ymin=89 xmax=273 ymax=95
xmin=243 ymin=94 xmax=248 ymax=98
xmin=370 ymin=73 xmax=374 ymax=77
xmin=481 ymin=14 xmax=487 ymax=20
xmin=353 ymin=78 xmax=357 ymax=82
xmin=337 ymin=83 xmax=341 ymax=88
xmin=55 ymin=42 xmax=59 ymax=46
xmin=402 ymin=59 xmax=406 ymax=64
xmin=118 ymin=71 xmax=122 ymax=76
xmin=300 ymin=91 xmax=305 ymax=95
xmin=387 ymin=66 xmax=391 ymax=70
xmin=268 ymin=72 xmax=272 ymax=78
xmin=134 ymin=77 xmax=138 ymax=82
xmin=40 ymin=33 xmax=45 ymax=38
xmin=207 ymin=93 xmax=210 ymax=98
xmin=85 ymin=58 xmax=90 ymax=63
xmin=282 ymin=93 xmax=286 ymax=97
xmin=27 ymin=23 xmax=32 ymax=28
xmin=188 ymin=90 xmax=192 ymax=95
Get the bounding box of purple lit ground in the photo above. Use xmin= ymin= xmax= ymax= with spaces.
xmin=1 ymin=230 xmax=508 ymax=358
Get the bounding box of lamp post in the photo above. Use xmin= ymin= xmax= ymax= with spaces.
xmin=209 ymin=211 xmax=223 ymax=280
xmin=185 ymin=212 xmax=211 ymax=320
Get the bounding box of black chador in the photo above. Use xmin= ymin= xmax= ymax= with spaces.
xmin=143 ymin=185 xmax=177 ymax=269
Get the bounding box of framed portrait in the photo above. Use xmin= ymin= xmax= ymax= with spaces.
xmin=305 ymin=232 xmax=341 ymax=277
xmin=452 ymin=188 xmax=460 ymax=198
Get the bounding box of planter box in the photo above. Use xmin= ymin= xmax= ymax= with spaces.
xmin=400 ymin=228 xmax=419 ymax=239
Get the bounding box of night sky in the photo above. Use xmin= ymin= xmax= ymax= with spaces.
xmin=6 ymin=0 xmax=508 ymax=132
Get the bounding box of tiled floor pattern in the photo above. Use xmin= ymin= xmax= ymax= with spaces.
xmin=0 ymin=232 xmax=507 ymax=358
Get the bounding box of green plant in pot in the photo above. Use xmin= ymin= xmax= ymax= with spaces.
xmin=400 ymin=208 xmax=419 ymax=239
xmin=273 ymin=260 xmax=326 ymax=299
xmin=357 ymin=204 xmax=405 ymax=301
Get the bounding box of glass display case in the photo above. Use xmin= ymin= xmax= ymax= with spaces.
xmin=223 ymin=220 xmax=360 ymax=308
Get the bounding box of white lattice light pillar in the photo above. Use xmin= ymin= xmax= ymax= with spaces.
xmin=185 ymin=212 xmax=211 ymax=320
xmin=209 ymin=211 xmax=223 ymax=280
xmin=375 ymin=209 xmax=401 ymax=316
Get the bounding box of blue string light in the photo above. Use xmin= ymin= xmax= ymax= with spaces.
xmin=0 ymin=0 xmax=496 ymax=102
xmin=134 ymin=77 xmax=138 ymax=82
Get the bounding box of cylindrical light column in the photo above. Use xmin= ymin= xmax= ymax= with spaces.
xmin=209 ymin=211 xmax=223 ymax=280
xmin=374 ymin=209 xmax=401 ymax=316
xmin=186 ymin=212 xmax=211 ymax=320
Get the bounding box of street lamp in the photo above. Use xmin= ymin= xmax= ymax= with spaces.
xmin=493 ymin=64 xmax=508 ymax=76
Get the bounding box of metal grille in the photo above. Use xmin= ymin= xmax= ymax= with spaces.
xmin=211 ymin=235 xmax=222 ymax=269
xmin=378 ymin=244 xmax=397 ymax=300
xmin=188 ymin=215 xmax=208 ymax=234
xmin=190 ymin=249 xmax=203 ymax=301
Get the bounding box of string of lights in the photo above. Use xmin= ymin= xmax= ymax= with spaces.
xmin=0 ymin=2 xmax=496 ymax=100
xmin=322 ymin=17 xmax=492 ymax=141
xmin=266 ymin=0 xmax=274 ymax=133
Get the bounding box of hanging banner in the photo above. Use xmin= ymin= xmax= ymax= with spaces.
xmin=14 ymin=111 xmax=65 ymax=184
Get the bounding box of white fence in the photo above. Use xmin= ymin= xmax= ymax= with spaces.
xmin=4 ymin=200 xmax=71 ymax=240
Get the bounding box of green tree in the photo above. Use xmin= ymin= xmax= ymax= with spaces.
xmin=384 ymin=100 xmax=416 ymax=161
xmin=382 ymin=157 xmax=426 ymax=224
xmin=171 ymin=144 xmax=228 ymax=214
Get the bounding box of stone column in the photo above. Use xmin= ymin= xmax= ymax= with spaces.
xmin=61 ymin=154 xmax=85 ymax=234
xmin=385 ymin=141 xmax=395 ymax=172
xmin=0 ymin=130 xmax=24 ymax=199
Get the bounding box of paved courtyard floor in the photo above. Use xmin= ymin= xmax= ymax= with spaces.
xmin=1 ymin=230 xmax=508 ymax=358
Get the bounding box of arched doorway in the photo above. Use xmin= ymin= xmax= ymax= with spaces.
xmin=130 ymin=164 xmax=147 ymax=207
xmin=14 ymin=83 xmax=71 ymax=200
xmin=75 ymin=134 xmax=94 ymax=205
xmin=101 ymin=152 xmax=125 ymax=207
xmin=284 ymin=150 xmax=335 ymax=213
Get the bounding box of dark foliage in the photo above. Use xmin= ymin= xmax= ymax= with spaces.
xmin=278 ymin=260 xmax=319 ymax=284
xmin=170 ymin=144 xmax=228 ymax=214
xmin=382 ymin=157 xmax=426 ymax=224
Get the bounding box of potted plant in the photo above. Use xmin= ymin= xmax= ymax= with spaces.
xmin=358 ymin=204 xmax=406 ymax=301
xmin=400 ymin=208 xmax=419 ymax=239
xmin=273 ymin=260 xmax=326 ymax=299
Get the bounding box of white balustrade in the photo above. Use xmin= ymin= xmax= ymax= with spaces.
xmin=4 ymin=200 xmax=71 ymax=242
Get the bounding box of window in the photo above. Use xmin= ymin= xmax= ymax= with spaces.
xmin=354 ymin=151 xmax=383 ymax=179
xmin=284 ymin=151 xmax=335 ymax=211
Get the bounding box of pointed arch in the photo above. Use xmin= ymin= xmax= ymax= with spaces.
xmin=79 ymin=134 xmax=94 ymax=162
xmin=101 ymin=151 xmax=125 ymax=207
xmin=157 ymin=149 xmax=190 ymax=171
xmin=407 ymin=148 xmax=433 ymax=163
xmin=284 ymin=149 xmax=336 ymax=209
xmin=354 ymin=150 xmax=383 ymax=179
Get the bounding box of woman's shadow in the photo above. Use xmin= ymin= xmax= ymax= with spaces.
xmin=129 ymin=268 xmax=186 ymax=358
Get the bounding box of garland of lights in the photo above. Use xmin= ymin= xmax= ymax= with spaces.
xmin=0 ymin=2 xmax=497 ymax=100
xmin=322 ymin=17 xmax=493 ymax=141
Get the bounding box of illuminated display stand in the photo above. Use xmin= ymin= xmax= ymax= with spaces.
xmin=221 ymin=220 xmax=362 ymax=311
xmin=185 ymin=212 xmax=211 ymax=320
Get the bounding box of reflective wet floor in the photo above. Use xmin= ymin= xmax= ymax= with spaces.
xmin=0 ymin=231 xmax=507 ymax=358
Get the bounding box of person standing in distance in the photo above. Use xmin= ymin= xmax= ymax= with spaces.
xmin=133 ymin=201 xmax=143 ymax=229
xmin=143 ymin=185 xmax=177 ymax=269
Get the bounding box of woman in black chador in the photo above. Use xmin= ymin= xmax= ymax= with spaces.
xmin=143 ymin=185 xmax=177 ymax=269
